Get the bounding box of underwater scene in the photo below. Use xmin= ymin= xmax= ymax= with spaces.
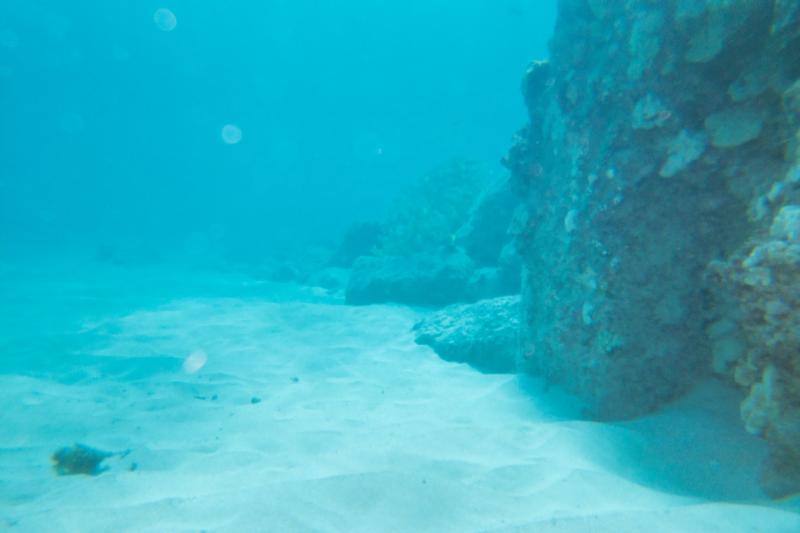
xmin=2 ymin=1 xmax=800 ymax=531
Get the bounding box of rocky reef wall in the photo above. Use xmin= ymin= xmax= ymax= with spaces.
xmin=506 ymin=0 xmax=800 ymax=495
xmin=343 ymin=164 xmax=521 ymax=307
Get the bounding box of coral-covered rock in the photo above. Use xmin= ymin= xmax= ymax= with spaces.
xmin=506 ymin=1 xmax=800 ymax=495
xmin=705 ymin=108 xmax=764 ymax=148
xmin=306 ymin=267 xmax=350 ymax=291
xmin=453 ymin=177 xmax=522 ymax=297
xmin=456 ymin=178 xmax=518 ymax=268
xmin=330 ymin=222 xmax=383 ymax=268
xmin=659 ymin=129 xmax=707 ymax=178
xmin=336 ymin=161 xmax=520 ymax=306
xmin=413 ymin=296 xmax=520 ymax=373
xmin=712 ymin=205 xmax=800 ymax=497
xmin=345 ymin=250 xmax=476 ymax=307
xmin=378 ymin=160 xmax=486 ymax=257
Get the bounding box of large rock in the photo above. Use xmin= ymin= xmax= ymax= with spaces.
xmin=345 ymin=250 xmax=476 ymax=307
xmin=454 ymin=178 xmax=522 ymax=297
xmin=413 ymin=296 xmax=520 ymax=374
xmin=505 ymin=0 xmax=800 ymax=494
xmin=330 ymin=222 xmax=383 ymax=268
xmin=456 ymin=178 xmax=519 ymax=267
xmin=306 ymin=267 xmax=350 ymax=291
xmin=711 ymin=205 xmax=800 ymax=498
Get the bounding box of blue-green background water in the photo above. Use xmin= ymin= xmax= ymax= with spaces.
xmin=4 ymin=3 xmax=800 ymax=531
xmin=0 ymin=0 xmax=555 ymax=263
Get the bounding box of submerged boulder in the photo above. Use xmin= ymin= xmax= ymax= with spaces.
xmin=456 ymin=178 xmax=519 ymax=267
xmin=330 ymin=221 xmax=384 ymax=268
xmin=333 ymin=166 xmax=521 ymax=306
xmin=345 ymin=250 xmax=476 ymax=307
xmin=454 ymin=178 xmax=522 ymax=298
xmin=712 ymin=205 xmax=800 ymax=498
xmin=506 ymin=0 xmax=800 ymax=495
xmin=413 ymin=296 xmax=520 ymax=374
xmin=306 ymin=266 xmax=350 ymax=291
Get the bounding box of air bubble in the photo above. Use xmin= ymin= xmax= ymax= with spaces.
xmin=154 ymin=8 xmax=177 ymax=32
xmin=222 ymin=124 xmax=243 ymax=145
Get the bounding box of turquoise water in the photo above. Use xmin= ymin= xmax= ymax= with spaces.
xmin=0 ymin=0 xmax=553 ymax=261
xmin=3 ymin=2 xmax=800 ymax=532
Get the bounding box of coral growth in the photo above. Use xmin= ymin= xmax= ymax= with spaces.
xmin=413 ymin=295 xmax=520 ymax=373
xmin=343 ymin=161 xmax=521 ymax=306
xmin=712 ymin=205 xmax=800 ymax=497
xmin=377 ymin=160 xmax=486 ymax=257
xmin=505 ymin=0 xmax=800 ymax=494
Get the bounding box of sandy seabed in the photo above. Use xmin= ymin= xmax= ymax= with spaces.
xmin=1 ymin=265 xmax=799 ymax=532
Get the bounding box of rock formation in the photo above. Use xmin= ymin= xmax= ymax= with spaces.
xmin=346 ymin=249 xmax=477 ymax=307
xmin=413 ymin=296 xmax=520 ymax=373
xmin=505 ymin=0 xmax=800 ymax=495
xmin=344 ymin=172 xmax=520 ymax=306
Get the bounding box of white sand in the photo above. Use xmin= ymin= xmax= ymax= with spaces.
xmin=1 ymin=269 xmax=799 ymax=532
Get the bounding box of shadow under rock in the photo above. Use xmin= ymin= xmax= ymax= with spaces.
xmin=517 ymin=373 xmax=772 ymax=502
xmin=591 ymin=379 xmax=769 ymax=502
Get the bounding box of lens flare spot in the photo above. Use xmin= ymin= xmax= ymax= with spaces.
xmin=182 ymin=350 xmax=208 ymax=374
xmin=222 ymin=124 xmax=243 ymax=145
xmin=154 ymin=8 xmax=177 ymax=32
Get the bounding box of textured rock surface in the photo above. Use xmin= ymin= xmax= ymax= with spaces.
xmin=710 ymin=205 xmax=800 ymax=497
xmin=413 ymin=296 xmax=520 ymax=373
xmin=340 ymin=168 xmax=521 ymax=307
xmin=345 ymin=247 xmax=520 ymax=307
xmin=306 ymin=267 xmax=350 ymax=291
xmin=456 ymin=178 xmax=519 ymax=267
xmin=456 ymin=178 xmax=522 ymax=297
xmin=346 ymin=250 xmax=476 ymax=307
xmin=330 ymin=222 xmax=383 ymax=268
xmin=505 ymin=0 xmax=800 ymax=494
